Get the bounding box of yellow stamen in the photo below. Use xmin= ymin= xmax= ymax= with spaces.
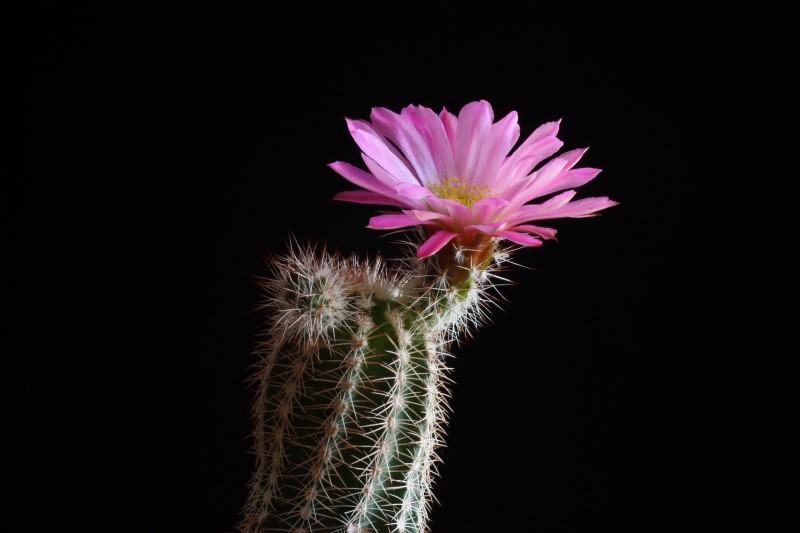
xmin=428 ymin=177 xmax=495 ymax=207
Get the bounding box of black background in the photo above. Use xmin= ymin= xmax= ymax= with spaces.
xmin=25 ymin=6 xmax=689 ymax=532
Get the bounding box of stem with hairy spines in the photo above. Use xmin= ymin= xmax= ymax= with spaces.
xmin=240 ymin=244 xmax=496 ymax=533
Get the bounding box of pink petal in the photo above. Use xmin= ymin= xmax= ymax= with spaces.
xmin=498 ymin=136 xmax=565 ymax=196
xmin=360 ymin=155 xmax=431 ymax=210
xmin=514 ymin=167 xmax=602 ymax=204
xmin=504 ymin=190 xmax=578 ymax=225
xmin=439 ymin=107 xmax=458 ymax=152
xmin=522 ymin=119 xmax=561 ymax=147
xmin=530 ymin=189 xmax=577 ymax=212
xmin=440 ymin=199 xmax=473 ymax=230
xmin=402 ymin=105 xmax=456 ymax=182
xmin=406 ymin=209 xmax=450 ymax=222
xmin=522 ymin=166 xmax=603 ymax=202
xmin=465 ymin=222 xmax=505 ymax=234
xmin=501 ymin=119 xmax=562 ymax=174
xmin=510 ymin=148 xmax=589 ymax=203
xmin=396 ymin=182 xmax=435 ymax=199
xmin=420 ymin=195 xmax=456 ymax=215
xmin=473 ymin=110 xmax=520 ymax=188
xmin=368 ymin=213 xmax=431 ymax=230
xmin=333 ymin=190 xmax=410 ymax=208
xmin=507 ymin=224 xmax=558 ymax=240
xmin=495 ymin=230 xmax=544 ymax=247
xmin=371 ymin=107 xmax=438 ymax=183
xmin=473 ymin=197 xmax=511 ymax=208
xmin=417 ymin=230 xmax=458 ymax=258
xmin=565 ymin=167 xmax=603 ymax=185
xmin=347 ymin=121 xmax=420 ymax=185
xmin=534 ymin=196 xmax=619 ymax=219
xmin=415 ymin=195 xmax=469 ymax=229
xmin=469 ymin=199 xmax=509 ymax=228
xmin=361 ymin=154 xmax=413 ymax=191
xmin=328 ymin=161 xmax=395 ymax=196
xmin=557 ymin=146 xmax=587 ymax=168
xmin=346 ymin=118 xmax=407 ymax=161
xmin=454 ymin=101 xmax=493 ymax=183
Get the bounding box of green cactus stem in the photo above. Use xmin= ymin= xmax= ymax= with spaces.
xmin=239 ymin=242 xmax=499 ymax=533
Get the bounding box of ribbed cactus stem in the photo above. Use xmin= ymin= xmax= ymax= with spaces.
xmin=241 ymin=244 xmax=494 ymax=533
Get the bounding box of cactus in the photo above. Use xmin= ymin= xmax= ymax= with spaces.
xmin=238 ymin=100 xmax=617 ymax=532
xmin=239 ymin=240 xmax=498 ymax=533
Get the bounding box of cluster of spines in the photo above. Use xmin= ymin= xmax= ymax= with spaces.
xmin=240 ymin=242 xmax=505 ymax=532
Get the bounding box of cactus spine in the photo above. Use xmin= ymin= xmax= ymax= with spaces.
xmin=240 ymin=241 xmax=497 ymax=533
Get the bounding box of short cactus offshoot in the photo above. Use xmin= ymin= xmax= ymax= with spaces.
xmin=240 ymin=242 xmax=499 ymax=533
xmin=239 ymin=101 xmax=617 ymax=532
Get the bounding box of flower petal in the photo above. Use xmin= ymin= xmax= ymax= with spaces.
xmin=520 ymin=167 xmax=603 ymax=202
xmin=506 ymin=223 xmax=558 ymax=240
xmin=328 ymin=161 xmax=396 ymax=196
xmin=504 ymin=190 xmax=578 ymax=225
xmin=468 ymin=199 xmax=508 ymax=228
xmin=513 ymin=148 xmax=597 ymax=202
xmin=495 ymin=231 xmax=544 ymax=247
xmin=498 ymin=135 xmax=565 ymax=198
xmin=465 ymin=222 xmax=506 ymax=234
xmin=360 ymin=155 xmax=432 ymax=209
xmin=473 ymin=110 xmax=520 ymax=188
xmin=368 ymin=213 xmax=432 ymax=230
xmin=361 ymin=154 xmax=412 ymax=190
xmin=406 ymin=209 xmax=450 ymax=222
xmin=418 ymin=230 xmax=458 ymax=258
xmin=455 ymin=101 xmax=493 ymax=183
xmin=534 ymin=196 xmax=619 ymax=219
xmin=396 ymin=182 xmax=436 ymax=199
xmin=439 ymin=107 xmax=458 ymax=152
xmin=347 ymin=120 xmax=420 ymax=185
xmin=501 ymin=119 xmax=562 ymax=176
xmin=371 ymin=107 xmax=438 ymax=184
xmin=440 ymin=199 xmax=473 ymax=230
xmin=333 ymin=190 xmax=409 ymax=207
xmin=346 ymin=118 xmax=407 ymax=161
xmin=518 ymin=119 xmax=561 ymax=150
xmin=473 ymin=197 xmax=511 ymax=208
xmin=402 ymin=105 xmax=456 ymax=182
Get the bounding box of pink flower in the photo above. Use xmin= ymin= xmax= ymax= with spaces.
xmin=330 ymin=100 xmax=618 ymax=258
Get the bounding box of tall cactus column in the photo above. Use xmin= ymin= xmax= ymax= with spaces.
xmin=240 ymin=246 xmax=482 ymax=533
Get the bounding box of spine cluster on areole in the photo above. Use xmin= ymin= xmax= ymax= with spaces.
xmin=240 ymin=241 xmax=500 ymax=533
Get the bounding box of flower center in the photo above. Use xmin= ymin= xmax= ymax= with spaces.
xmin=429 ymin=177 xmax=494 ymax=207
